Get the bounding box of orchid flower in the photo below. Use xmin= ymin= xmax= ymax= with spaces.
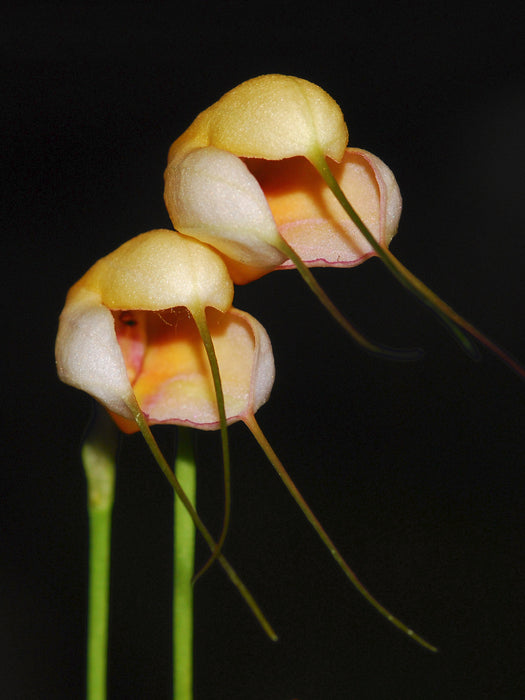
xmin=55 ymin=228 xmax=277 ymax=638
xmin=165 ymin=76 xmax=419 ymax=361
xmin=164 ymin=74 xmax=525 ymax=379
xmin=56 ymin=228 xmax=435 ymax=651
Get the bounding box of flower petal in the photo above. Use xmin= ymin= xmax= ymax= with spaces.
xmin=112 ymin=307 xmax=275 ymax=432
xmin=55 ymin=287 xmax=136 ymax=419
xmin=56 ymin=229 xmax=237 ymax=424
xmin=164 ymin=147 xmax=286 ymax=281
xmin=167 ymin=74 xmax=348 ymax=166
xmin=80 ymin=229 xmax=234 ymax=313
xmin=247 ymin=148 xmax=402 ymax=268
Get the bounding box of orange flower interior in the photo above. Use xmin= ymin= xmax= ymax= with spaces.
xmin=245 ymin=150 xmax=385 ymax=268
xmin=111 ymin=307 xmax=258 ymax=433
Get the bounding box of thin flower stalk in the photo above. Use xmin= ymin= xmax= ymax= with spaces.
xmin=130 ymin=399 xmax=278 ymax=641
xmin=244 ymin=415 xmax=437 ymax=652
xmin=310 ymin=151 xmax=525 ymax=378
xmin=81 ymin=406 xmax=119 ymax=700
xmin=173 ymin=427 xmax=197 ymax=700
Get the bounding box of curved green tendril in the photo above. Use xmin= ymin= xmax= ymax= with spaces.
xmin=275 ymin=237 xmax=422 ymax=362
xmin=126 ymin=396 xmax=278 ymax=642
xmin=245 ymin=414 xmax=437 ymax=653
xmin=311 ymin=151 xmax=525 ymax=380
xmin=192 ymin=307 xmax=231 ymax=581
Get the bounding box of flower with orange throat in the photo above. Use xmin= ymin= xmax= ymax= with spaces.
xmin=56 ymin=227 xmax=285 ymax=654
xmin=56 ymin=228 xmax=278 ymax=584
xmin=55 ymin=228 xmax=274 ymax=429
xmin=164 ymin=74 xmax=525 ymax=377
xmin=163 ymin=74 xmax=416 ymax=361
xmin=164 ymin=74 xmax=399 ymax=284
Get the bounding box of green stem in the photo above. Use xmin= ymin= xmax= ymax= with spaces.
xmin=126 ymin=397 xmax=278 ymax=641
xmin=312 ymin=152 xmax=525 ymax=379
xmin=81 ymin=407 xmax=119 ymax=700
xmin=245 ymin=414 xmax=437 ymax=652
xmin=173 ymin=427 xmax=197 ymax=700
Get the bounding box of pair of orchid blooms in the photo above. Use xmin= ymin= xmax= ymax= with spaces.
xmin=55 ymin=75 xmax=523 ymax=651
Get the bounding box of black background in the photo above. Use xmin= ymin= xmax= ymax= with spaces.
xmin=3 ymin=3 xmax=525 ymax=698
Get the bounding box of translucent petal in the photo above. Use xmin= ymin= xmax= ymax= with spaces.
xmin=55 ymin=287 xmax=136 ymax=419
xmin=165 ymin=147 xmax=286 ymax=278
